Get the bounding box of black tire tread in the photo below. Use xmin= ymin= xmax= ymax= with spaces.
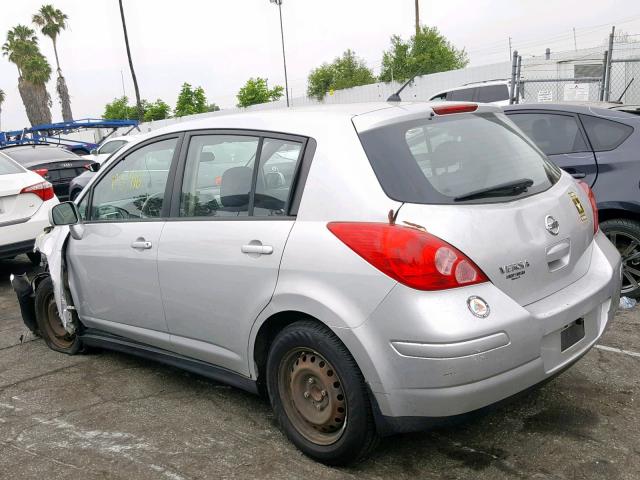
xmin=266 ymin=320 xmax=379 ymax=465
xmin=34 ymin=277 xmax=82 ymax=354
xmin=601 ymin=218 xmax=640 ymax=299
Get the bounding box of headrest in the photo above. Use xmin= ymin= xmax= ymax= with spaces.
xmin=221 ymin=166 xmax=252 ymax=207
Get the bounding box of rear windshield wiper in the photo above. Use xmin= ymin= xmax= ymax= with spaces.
xmin=454 ymin=178 xmax=534 ymax=202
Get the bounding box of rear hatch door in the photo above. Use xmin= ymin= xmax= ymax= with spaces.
xmin=395 ymin=176 xmax=594 ymax=306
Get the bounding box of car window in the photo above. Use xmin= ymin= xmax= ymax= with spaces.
xmin=76 ymin=193 xmax=89 ymax=221
xmin=358 ymin=111 xmax=561 ymax=204
xmin=430 ymin=93 xmax=447 ymax=101
xmin=506 ymin=113 xmax=589 ymax=155
xmin=89 ymin=138 xmax=177 ymax=221
xmin=254 ymin=139 xmax=303 ymax=217
xmin=98 ymin=140 xmax=127 ymax=155
xmin=4 ymin=146 xmax=79 ymax=163
xmin=476 ymin=84 xmax=509 ymax=103
xmin=0 ymin=154 xmax=24 ymax=174
xmin=447 ymin=88 xmax=476 ymax=101
xmin=579 ymin=114 xmax=633 ymax=151
xmin=179 ymin=135 xmax=259 ymax=217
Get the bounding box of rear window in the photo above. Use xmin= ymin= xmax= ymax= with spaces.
xmin=0 ymin=154 xmax=24 ymax=175
xmin=358 ymin=112 xmax=561 ymax=204
xmin=446 ymin=88 xmax=475 ymax=101
xmin=99 ymin=140 xmax=127 ymax=154
xmin=579 ymin=114 xmax=633 ymax=151
xmin=4 ymin=146 xmax=78 ymax=164
xmin=476 ymin=84 xmax=510 ymax=103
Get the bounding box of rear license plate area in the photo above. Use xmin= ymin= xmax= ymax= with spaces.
xmin=561 ymin=318 xmax=585 ymax=351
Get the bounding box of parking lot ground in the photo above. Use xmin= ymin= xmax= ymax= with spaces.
xmin=1 ymin=255 xmax=639 ymax=480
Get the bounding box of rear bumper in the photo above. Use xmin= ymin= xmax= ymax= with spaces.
xmin=0 ymin=198 xmax=56 ymax=257
xmin=344 ymin=230 xmax=621 ymax=428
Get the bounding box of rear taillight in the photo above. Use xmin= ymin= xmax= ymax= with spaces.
xmin=327 ymin=222 xmax=488 ymax=291
xmin=432 ymin=103 xmax=478 ymax=115
xmin=577 ymin=181 xmax=599 ymax=234
xmin=33 ymin=168 xmax=48 ymax=178
xmin=20 ymin=181 xmax=55 ymax=201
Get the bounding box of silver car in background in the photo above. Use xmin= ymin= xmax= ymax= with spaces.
xmin=28 ymin=102 xmax=621 ymax=465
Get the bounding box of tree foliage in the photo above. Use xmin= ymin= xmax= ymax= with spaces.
xmin=103 ymin=96 xmax=171 ymax=121
xmin=103 ymin=96 xmax=136 ymax=120
xmin=379 ymin=26 xmax=469 ymax=83
xmin=2 ymin=24 xmax=52 ymax=125
xmin=174 ymin=82 xmax=210 ymax=117
xmin=0 ymin=88 xmax=5 ymax=129
xmin=144 ymin=99 xmax=171 ymax=121
xmin=33 ymin=4 xmax=73 ymax=121
xmin=307 ymin=49 xmax=375 ymax=101
xmin=236 ymin=77 xmax=283 ymax=108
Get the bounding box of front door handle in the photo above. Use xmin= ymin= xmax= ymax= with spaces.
xmin=241 ymin=244 xmax=273 ymax=255
xmin=131 ymin=239 xmax=152 ymax=250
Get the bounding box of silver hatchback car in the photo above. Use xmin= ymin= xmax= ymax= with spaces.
xmin=23 ymin=102 xmax=621 ymax=465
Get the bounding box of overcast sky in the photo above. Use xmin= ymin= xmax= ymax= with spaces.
xmin=2 ymin=0 xmax=640 ymax=130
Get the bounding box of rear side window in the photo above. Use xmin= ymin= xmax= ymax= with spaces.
xmin=446 ymin=88 xmax=476 ymax=101
xmin=0 ymin=154 xmax=24 ymax=174
xmin=476 ymin=84 xmax=509 ymax=103
xmin=358 ymin=112 xmax=561 ymax=204
xmin=507 ymin=113 xmax=589 ymax=155
xmin=580 ymin=114 xmax=633 ymax=151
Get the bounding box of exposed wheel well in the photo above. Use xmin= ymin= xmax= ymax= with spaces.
xmin=599 ymin=208 xmax=640 ymax=224
xmin=253 ymin=311 xmax=322 ymax=392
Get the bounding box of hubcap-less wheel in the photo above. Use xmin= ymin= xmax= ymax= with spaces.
xmin=42 ymin=294 xmax=74 ymax=349
xmin=278 ymin=348 xmax=347 ymax=445
xmin=605 ymin=230 xmax=640 ymax=295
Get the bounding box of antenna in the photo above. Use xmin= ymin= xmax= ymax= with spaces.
xmin=387 ymin=75 xmax=418 ymax=102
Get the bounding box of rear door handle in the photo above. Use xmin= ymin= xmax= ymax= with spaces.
xmin=241 ymin=244 xmax=273 ymax=255
xmin=131 ymin=239 xmax=152 ymax=250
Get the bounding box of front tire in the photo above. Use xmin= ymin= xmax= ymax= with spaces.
xmin=601 ymin=218 xmax=640 ymax=299
xmin=266 ymin=320 xmax=379 ymax=465
xmin=35 ymin=277 xmax=82 ymax=354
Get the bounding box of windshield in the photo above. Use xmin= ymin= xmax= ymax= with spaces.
xmin=358 ymin=112 xmax=561 ymax=204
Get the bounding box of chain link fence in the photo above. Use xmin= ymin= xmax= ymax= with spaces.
xmin=510 ymin=28 xmax=640 ymax=105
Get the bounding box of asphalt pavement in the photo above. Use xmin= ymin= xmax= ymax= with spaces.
xmin=0 ymin=255 xmax=638 ymax=479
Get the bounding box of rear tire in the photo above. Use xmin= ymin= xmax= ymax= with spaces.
xmin=266 ymin=320 xmax=379 ymax=466
xmin=35 ymin=277 xmax=82 ymax=354
xmin=601 ymin=218 xmax=640 ymax=299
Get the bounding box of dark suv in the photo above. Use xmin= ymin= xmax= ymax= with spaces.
xmin=504 ymin=102 xmax=640 ymax=298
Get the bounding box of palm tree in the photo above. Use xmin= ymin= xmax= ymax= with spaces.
xmin=33 ymin=4 xmax=72 ymax=121
xmin=2 ymin=25 xmax=52 ymax=126
xmin=118 ymin=0 xmax=143 ymax=121
xmin=0 ymin=89 xmax=5 ymax=130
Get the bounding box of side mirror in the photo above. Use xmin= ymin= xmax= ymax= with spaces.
xmin=90 ymin=148 xmax=98 ymax=155
xmin=88 ymin=162 xmax=101 ymax=172
xmin=49 ymin=201 xmax=80 ymax=226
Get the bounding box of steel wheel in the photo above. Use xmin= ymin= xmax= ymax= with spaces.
xmin=277 ymin=348 xmax=347 ymax=446
xmin=605 ymin=229 xmax=640 ymax=295
xmin=41 ymin=291 xmax=74 ymax=350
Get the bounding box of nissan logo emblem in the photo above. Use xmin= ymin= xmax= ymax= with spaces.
xmin=545 ymin=215 xmax=560 ymax=235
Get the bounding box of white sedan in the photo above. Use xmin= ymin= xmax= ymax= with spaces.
xmin=0 ymin=152 xmax=59 ymax=264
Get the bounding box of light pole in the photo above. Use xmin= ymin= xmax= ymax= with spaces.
xmin=270 ymin=0 xmax=290 ymax=107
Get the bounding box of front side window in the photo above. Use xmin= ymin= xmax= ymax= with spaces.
xmin=254 ymin=139 xmax=303 ymax=217
xmin=507 ymin=112 xmax=589 ymax=155
xmin=90 ymin=138 xmax=177 ymax=221
xmin=180 ymin=135 xmax=259 ymax=217
xmin=359 ymin=112 xmax=561 ymax=204
xmin=99 ymin=140 xmax=127 ymax=155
